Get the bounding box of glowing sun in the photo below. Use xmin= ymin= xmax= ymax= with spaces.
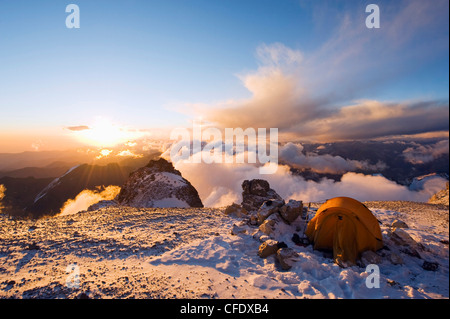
xmin=75 ymin=119 xmax=140 ymax=147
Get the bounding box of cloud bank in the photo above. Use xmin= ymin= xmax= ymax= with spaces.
xmin=174 ymin=160 xmax=446 ymax=207
xmin=402 ymin=140 xmax=449 ymax=164
xmin=168 ymin=147 xmax=446 ymax=207
xmin=186 ymin=0 xmax=449 ymax=142
xmin=279 ymin=142 xmax=387 ymax=174
xmin=59 ymin=186 xmax=121 ymax=216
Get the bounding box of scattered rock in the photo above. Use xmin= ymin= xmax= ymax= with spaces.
xmin=291 ymin=233 xmax=309 ymax=246
xmin=391 ymin=219 xmax=408 ymax=229
xmin=26 ymin=242 xmax=40 ymax=250
xmin=277 ymin=242 xmax=288 ymax=249
xmin=258 ymin=240 xmax=279 ymax=258
xmin=387 ymin=279 xmax=401 ymax=287
xmin=259 ymin=219 xmax=276 ymax=236
xmin=389 ymin=228 xmax=422 ymax=258
xmin=252 ymin=230 xmax=267 ymax=242
xmin=389 ymin=228 xmax=418 ymax=247
xmin=389 ymin=252 xmax=404 ymax=265
xmin=422 ymin=261 xmax=439 ymax=271
xmin=241 ymin=179 xmax=282 ymax=213
xmin=258 ymin=213 xmax=283 ymax=236
xmin=361 ymin=250 xmax=382 ymax=265
xmin=279 ymin=200 xmax=303 ymax=224
xmin=231 ymin=224 xmax=247 ymax=235
xmin=276 ymin=248 xmax=298 ymax=270
xmin=257 ymin=199 xmax=285 ymax=224
xmin=224 ymin=203 xmax=248 ymax=218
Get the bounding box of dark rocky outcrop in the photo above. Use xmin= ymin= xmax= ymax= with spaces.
xmin=117 ymin=158 xmax=203 ymax=208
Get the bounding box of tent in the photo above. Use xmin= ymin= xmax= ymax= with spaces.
xmin=305 ymin=197 xmax=383 ymax=266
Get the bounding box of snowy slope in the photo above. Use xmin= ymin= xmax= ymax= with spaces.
xmin=0 ymin=201 xmax=448 ymax=299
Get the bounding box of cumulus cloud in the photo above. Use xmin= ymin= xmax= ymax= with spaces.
xmin=280 ymin=142 xmax=387 ymax=174
xmin=186 ymin=0 xmax=449 ymax=142
xmin=402 ymin=140 xmax=449 ymax=164
xmin=59 ymin=186 xmax=121 ymax=216
xmin=174 ymin=159 xmax=446 ymax=207
xmin=169 ymin=147 xmax=445 ymax=207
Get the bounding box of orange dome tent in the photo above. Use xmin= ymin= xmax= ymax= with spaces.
xmin=305 ymin=197 xmax=383 ymax=266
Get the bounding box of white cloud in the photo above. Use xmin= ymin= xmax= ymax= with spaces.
xmin=280 ymin=142 xmax=387 ymax=174
xmin=169 ymin=147 xmax=444 ymax=207
xmin=402 ymin=140 xmax=449 ymax=164
xmin=181 ymin=0 xmax=449 ymax=142
xmin=59 ymin=186 xmax=121 ymax=216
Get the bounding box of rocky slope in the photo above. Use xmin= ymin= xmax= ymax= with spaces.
xmin=116 ymin=158 xmax=203 ymax=208
xmin=0 ymin=200 xmax=447 ymax=299
xmin=428 ymin=183 xmax=449 ymax=205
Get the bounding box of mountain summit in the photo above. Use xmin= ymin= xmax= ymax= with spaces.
xmin=116 ymin=158 xmax=203 ymax=208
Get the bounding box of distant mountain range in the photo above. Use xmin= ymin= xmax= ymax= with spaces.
xmin=27 ymin=163 xmax=135 ymax=217
xmin=287 ymin=139 xmax=449 ymax=185
xmin=0 ymin=139 xmax=447 ymax=218
xmin=0 ymin=152 xmax=160 ymax=218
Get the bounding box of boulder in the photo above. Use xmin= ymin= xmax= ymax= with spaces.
xmin=241 ymin=179 xmax=282 ymax=213
xmin=279 ymin=200 xmax=303 ymax=223
xmin=249 ymin=213 xmax=259 ymax=226
xmin=258 ymin=240 xmax=279 ymax=258
xmin=361 ymin=250 xmax=382 ymax=265
xmin=391 ymin=219 xmax=408 ymax=229
xmin=276 ymin=248 xmax=298 ymax=270
xmin=389 ymin=228 xmax=422 ymax=258
xmin=258 ymin=213 xmax=283 ymax=236
xmin=259 ymin=218 xmax=276 ymax=236
xmin=224 ymin=203 xmax=248 ymax=218
xmin=257 ymin=199 xmax=285 ymax=224
xmin=389 ymin=228 xmax=418 ymax=247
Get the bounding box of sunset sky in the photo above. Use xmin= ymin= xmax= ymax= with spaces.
xmin=0 ymin=0 xmax=448 ymax=152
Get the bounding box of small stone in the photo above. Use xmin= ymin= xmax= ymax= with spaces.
xmin=422 ymin=261 xmax=439 ymax=271
xmin=391 ymin=219 xmax=408 ymax=229
xmin=259 ymin=218 xmax=276 ymax=236
xmin=361 ymin=250 xmax=382 ymax=265
xmin=389 ymin=252 xmax=403 ymax=265
xmin=258 ymin=240 xmax=279 ymax=258
xmin=257 ymin=199 xmax=285 ymax=224
xmin=389 ymin=228 xmax=417 ymax=247
xmin=279 ymin=200 xmax=303 ymax=223
xmin=26 ymin=242 xmax=40 ymax=250
xmin=276 ymin=248 xmax=298 ymax=270
xmin=224 ymin=203 xmax=248 ymax=218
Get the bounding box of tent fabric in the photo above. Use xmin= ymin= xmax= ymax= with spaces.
xmin=305 ymin=197 xmax=383 ymax=266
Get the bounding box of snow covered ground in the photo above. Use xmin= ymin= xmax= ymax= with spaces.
xmin=0 ymin=201 xmax=448 ymax=299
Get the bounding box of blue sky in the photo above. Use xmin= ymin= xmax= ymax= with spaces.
xmin=0 ymin=0 xmax=448 ymax=151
